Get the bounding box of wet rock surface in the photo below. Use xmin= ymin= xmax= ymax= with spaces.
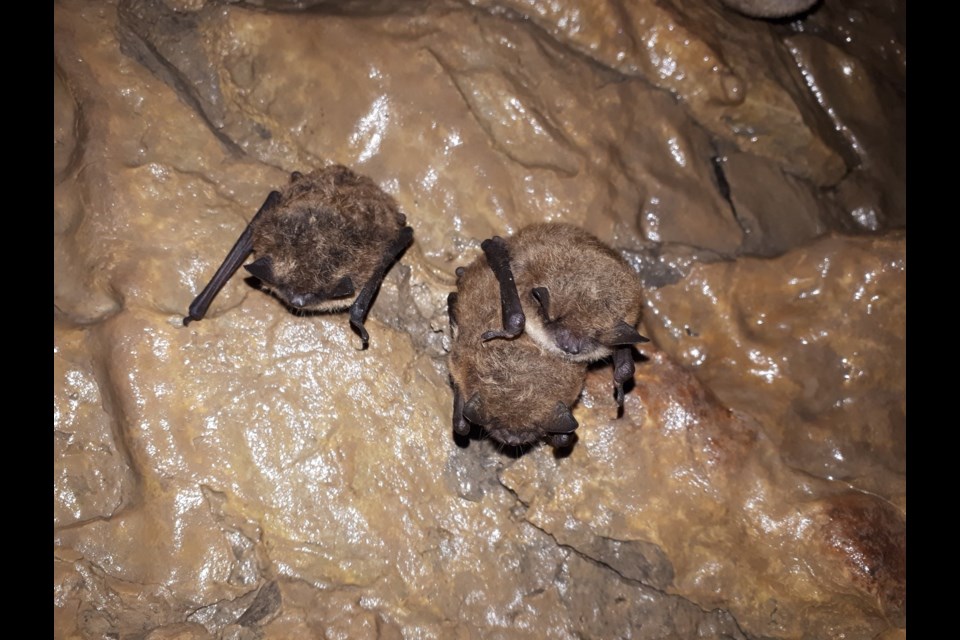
xmin=643 ymin=233 xmax=906 ymax=506
xmin=503 ymin=351 xmax=904 ymax=638
xmin=54 ymin=1 xmax=904 ymax=638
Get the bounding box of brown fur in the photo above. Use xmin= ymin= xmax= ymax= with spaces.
xmin=250 ymin=165 xmax=409 ymax=311
xmin=449 ymin=256 xmax=586 ymax=447
xmin=506 ymin=223 xmax=644 ymax=361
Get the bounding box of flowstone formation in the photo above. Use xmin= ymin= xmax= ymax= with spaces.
xmin=55 ymin=0 xmax=905 ymax=638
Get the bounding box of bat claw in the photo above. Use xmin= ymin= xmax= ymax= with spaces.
xmin=350 ymin=317 xmax=371 ymax=350
xmin=612 ymin=346 xmax=634 ymax=416
xmin=481 ymin=328 xmax=520 ymax=342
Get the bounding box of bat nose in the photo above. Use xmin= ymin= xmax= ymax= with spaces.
xmin=559 ymin=338 xmax=580 ymax=355
xmin=555 ymin=329 xmax=581 ymax=354
xmin=495 ymin=430 xmax=537 ymax=447
xmin=289 ymin=294 xmax=307 ymax=308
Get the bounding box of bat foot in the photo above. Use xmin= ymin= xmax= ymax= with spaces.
xmin=612 ymin=345 xmax=635 ymax=417
xmin=350 ymin=317 xmax=371 ymax=350
xmin=612 ymin=380 xmax=631 ymax=420
xmin=480 ymin=311 xmax=524 ymax=342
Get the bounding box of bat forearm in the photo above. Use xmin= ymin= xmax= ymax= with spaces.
xmin=183 ymin=191 xmax=281 ymax=326
xmin=479 ymin=236 xmax=525 ymax=341
xmin=348 ymin=226 xmax=414 ymax=348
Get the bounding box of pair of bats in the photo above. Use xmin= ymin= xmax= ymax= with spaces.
xmin=184 ymin=166 xmax=648 ymax=449
xmin=447 ymin=224 xmax=649 ymax=449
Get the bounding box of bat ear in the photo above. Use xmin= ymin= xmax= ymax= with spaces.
xmin=545 ymin=402 xmax=578 ymax=435
xmin=447 ymin=292 xmax=460 ymax=333
xmin=604 ymin=320 xmax=650 ymax=346
xmin=452 ymin=387 xmax=472 ymax=436
xmin=329 ymin=276 xmax=355 ymax=298
xmin=531 ymin=287 xmax=551 ymax=320
xmin=332 ymin=165 xmax=353 ymax=186
xmin=244 ymin=256 xmax=276 ymax=284
xmin=462 ymin=393 xmax=486 ymax=426
xmin=290 ymin=171 xmax=303 ymax=182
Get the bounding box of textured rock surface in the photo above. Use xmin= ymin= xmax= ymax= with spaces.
xmin=503 ymin=350 xmax=905 ymax=638
xmin=643 ymin=233 xmax=906 ymax=505
xmin=54 ymin=0 xmax=905 ymax=638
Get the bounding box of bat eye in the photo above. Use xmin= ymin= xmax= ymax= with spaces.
xmin=531 ymin=287 xmax=551 ymax=321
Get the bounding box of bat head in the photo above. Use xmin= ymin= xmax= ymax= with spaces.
xmin=244 ymin=190 xmax=390 ymax=313
xmin=244 ymin=253 xmax=357 ymax=313
xmin=462 ymin=392 xmax=579 ymax=449
xmin=451 ymin=337 xmax=585 ymax=449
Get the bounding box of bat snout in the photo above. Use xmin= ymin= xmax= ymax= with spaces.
xmin=288 ymin=294 xmax=309 ymax=309
xmin=554 ymin=328 xmax=582 ymax=355
xmin=489 ymin=428 xmax=540 ymax=448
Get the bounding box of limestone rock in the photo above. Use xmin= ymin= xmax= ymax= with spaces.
xmin=54 ymin=324 xmax=135 ymax=528
xmin=502 ymin=350 xmax=905 ymax=638
xmin=643 ymin=233 xmax=906 ymax=504
xmin=54 ymin=0 xmax=905 ymax=637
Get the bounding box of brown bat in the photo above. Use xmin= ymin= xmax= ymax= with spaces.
xmin=479 ymin=223 xmax=649 ymax=407
xmin=183 ymin=165 xmax=413 ymax=347
xmin=448 ymin=255 xmax=586 ymax=449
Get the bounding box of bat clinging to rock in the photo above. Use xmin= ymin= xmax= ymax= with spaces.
xmin=183 ymin=165 xmax=413 ymax=347
xmin=448 ymin=257 xmax=586 ymax=449
xmin=480 ymin=223 xmax=649 ymax=407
